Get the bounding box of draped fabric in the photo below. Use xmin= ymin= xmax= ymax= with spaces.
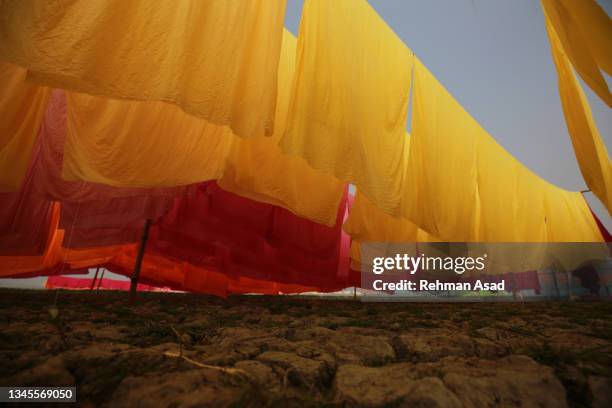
xmin=219 ymin=30 xmax=346 ymax=226
xmin=343 ymin=189 xmax=434 ymax=267
xmin=0 ymin=204 xmax=124 ymax=278
xmin=38 ymin=30 xmax=343 ymax=226
xmin=0 ymin=182 xmax=357 ymax=294
xmin=540 ymin=0 xmax=612 ymax=107
xmin=281 ymin=0 xmax=413 ymax=217
xmin=0 ymin=62 xmax=50 ymax=191
xmin=0 ymin=169 xmax=54 ymax=256
xmin=0 ymin=0 xmax=288 ymax=138
xmin=148 ymin=182 xmax=355 ymax=290
xmin=59 ymin=196 xmax=176 ymax=248
xmin=106 ymin=248 xmax=324 ymax=298
xmin=62 ymin=93 xmax=233 ymax=187
xmin=31 ymin=90 xmax=187 ymax=202
xmin=404 ymin=59 xmax=604 ymax=243
xmin=543 ymin=8 xmax=612 ymax=216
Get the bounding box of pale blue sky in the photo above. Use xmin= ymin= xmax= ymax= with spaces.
xmin=285 ymin=0 xmax=612 ymax=228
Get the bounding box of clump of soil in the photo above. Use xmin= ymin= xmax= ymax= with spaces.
xmin=0 ymin=289 xmax=610 ymax=407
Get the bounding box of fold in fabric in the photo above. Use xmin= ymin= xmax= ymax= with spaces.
xmin=62 ymin=91 xmax=233 ymax=187
xmin=540 ymin=0 xmax=612 ymax=107
xmin=543 ymin=8 xmax=612 ymax=216
xmin=343 ymin=188 xmax=434 ymax=267
xmin=281 ymin=0 xmax=413 ymax=217
xmin=0 ymin=0 xmax=287 ymax=138
xmin=405 ymin=59 xmax=605 ymax=243
xmin=0 ymin=62 xmax=50 ymax=191
xmin=219 ymin=30 xmax=345 ymax=226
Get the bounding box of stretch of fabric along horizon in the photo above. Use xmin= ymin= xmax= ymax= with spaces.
xmin=0 ymin=0 xmax=610 ymax=294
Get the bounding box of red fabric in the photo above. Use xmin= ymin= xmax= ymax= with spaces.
xmin=0 ymin=168 xmax=54 ymax=256
xmin=45 ymin=274 xmax=171 ymax=292
xmin=147 ymin=182 xmax=356 ymax=290
xmin=1 ymin=92 xmax=358 ymax=294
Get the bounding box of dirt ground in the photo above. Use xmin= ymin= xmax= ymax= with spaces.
xmin=0 ymin=289 xmax=610 ymax=407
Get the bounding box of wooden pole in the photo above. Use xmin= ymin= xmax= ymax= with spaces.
xmin=130 ymin=219 xmax=152 ymax=304
xmin=90 ymin=267 xmax=100 ymax=290
xmin=96 ymin=268 xmax=105 ymax=291
xmin=551 ymin=267 xmax=560 ymax=298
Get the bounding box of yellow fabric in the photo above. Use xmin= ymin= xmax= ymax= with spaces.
xmin=540 ymin=0 xmax=612 ymax=107
xmin=218 ymin=31 xmax=345 ymax=226
xmin=404 ymin=59 xmax=604 ymax=243
xmin=344 ymin=189 xmax=432 ymax=244
xmin=63 ymin=29 xmax=344 ymax=224
xmin=344 ymin=188 xmax=434 ymax=267
xmin=555 ymin=0 xmax=612 ymax=77
xmin=63 ymin=93 xmax=233 ymax=188
xmin=544 ymin=9 xmax=612 ymax=215
xmin=0 ymin=62 xmax=50 ymax=191
xmin=281 ymin=0 xmax=413 ymax=217
xmin=0 ymin=0 xmax=287 ymax=138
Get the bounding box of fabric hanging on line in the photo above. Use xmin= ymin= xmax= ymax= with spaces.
xmin=62 ymin=91 xmax=233 ymax=188
xmin=0 ymin=0 xmax=287 ymax=138
xmin=543 ymin=9 xmax=612 ymax=216
xmin=540 ymin=0 xmax=612 ymax=107
xmin=105 ymin=247 xmax=326 ymax=298
xmin=30 ymin=90 xmax=188 ymax=202
xmin=58 ymin=196 xmax=176 ymax=249
xmin=218 ymin=30 xmax=346 ymax=227
xmin=4 ymin=90 xmax=188 ymax=248
xmin=280 ymin=0 xmax=413 ymax=217
xmin=0 ymin=203 xmax=126 ymax=278
xmin=147 ymin=182 xmax=356 ymax=290
xmin=404 ymin=58 xmax=605 ymax=244
xmin=0 ymin=166 xmax=54 ymax=256
xmin=0 ymin=62 xmax=50 ymax=191
xmin=343 ymin=179 xmax=436 ymax=268
xmin=54 ymin=29 xmax=343 ymax=226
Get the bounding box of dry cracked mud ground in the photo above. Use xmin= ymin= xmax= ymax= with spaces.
xmin=0 ymin=289 xmax=611 ymax=407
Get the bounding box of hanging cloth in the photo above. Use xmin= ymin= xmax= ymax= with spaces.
xmin=218 ymin=29 xmax=346 ymax=226
xmin=0 ymin=62 xmax=50 ymax=191
xmin=281 ymin=0 xmax=413 ymax=217
xmin=540 ymin=0 xmax=612 ymax=107
xmin=543 ymin=7 xmax=612 ymax=215
xmin=0 ymin=0 xmax=287 ymax=138
xmin=404 ymin=58 xmax=605 ymax=244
